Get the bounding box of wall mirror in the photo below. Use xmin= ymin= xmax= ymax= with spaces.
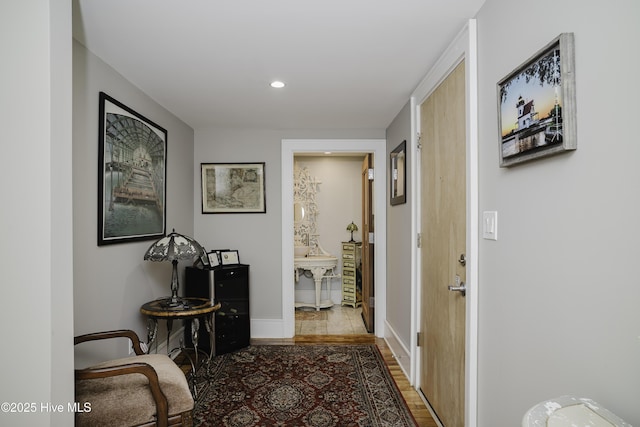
xmin=293 ymin=202 xmax=306 ymax=223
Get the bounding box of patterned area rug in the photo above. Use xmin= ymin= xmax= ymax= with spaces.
xmin=194 ymin=345 xmax=417 ymax=426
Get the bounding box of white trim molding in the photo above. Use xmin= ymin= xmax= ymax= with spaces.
xmin=384 ymin=320 xmax=412 ymax=379
xmin=281 ymin=139 xmax=387 ymax=338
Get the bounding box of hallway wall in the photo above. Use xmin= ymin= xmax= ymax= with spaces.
xmin=385 ymin=101 xmax=413 ymax=350
xmin=476 ymin=0 xmax=640 ymax=424
xmin=72 ymin=41 xmax=196 ymax=365
xmin=193 ymin=128 xmax=384 ymax=328
xmin=1 ymin=1 xmax=74 ymax=426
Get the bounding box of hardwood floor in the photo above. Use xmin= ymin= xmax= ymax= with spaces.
xmin=374 ymin=338 xmax=438 ymax=427
xmin=295 ymin=304 xmax=369 ymax=335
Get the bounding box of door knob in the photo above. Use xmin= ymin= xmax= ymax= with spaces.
xmin=448 ymin=283 xmax=466 ymax=296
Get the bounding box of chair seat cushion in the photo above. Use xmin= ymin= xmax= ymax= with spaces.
xmin=76 ymin=354 xmax=193 ymax=427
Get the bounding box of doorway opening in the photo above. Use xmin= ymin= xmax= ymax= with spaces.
xmin=292 ymin=153 xmax=368 ymax=336
xmin=281 ymin=139 xmax=387 ymax=339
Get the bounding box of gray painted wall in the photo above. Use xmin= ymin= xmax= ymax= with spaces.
xmin=385 ymin=101 xmax=413 ymax=347
xmin=193 ymin=128 xmax=383 ymax=322
xmin=2 ymin=2 xmax=74 ymax=426
xmin=72 ymin=41 xmax=196 ymax=365
xmin=476 ymin=0 xmax=640 ymax=424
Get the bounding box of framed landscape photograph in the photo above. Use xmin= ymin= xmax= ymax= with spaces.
xmin=98 ymin=92 xmax=167 ymax=245
xmin=201 ymin=163 xmax=266 ymax=213
xmin=497 ymin=33 xmax=576 ymax=167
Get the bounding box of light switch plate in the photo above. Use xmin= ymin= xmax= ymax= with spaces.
xmin=483 ymin=211 xmax=498 ymax=240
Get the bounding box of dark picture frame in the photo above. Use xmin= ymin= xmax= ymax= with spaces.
xmin=198 ymin=251 xmax=210 ymax=267
xmin=207 ymin=251 xmax=220 ymax=267
xmin=220 ymin=250 xmax=240 ymax=265
xmin=201 ymin=162 xmax=266 ymax=213
xmin=390 ymin=140 xmax=406 ymax=205
xmin=497 ymin=33 xmax=576 ymax=167
xmin=98 ymin=92 xmax=167 ymax=245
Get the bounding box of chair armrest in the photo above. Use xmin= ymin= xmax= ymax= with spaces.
xmin=75 ymin=362 xmax=168 ymax=427
xmin=74 ymin=329 xmax=145 ymax=355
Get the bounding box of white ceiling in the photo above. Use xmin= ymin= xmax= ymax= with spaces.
xmin=73 ymin=0 xmax=485 ymax=130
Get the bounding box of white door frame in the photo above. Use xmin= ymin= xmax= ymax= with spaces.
xmin=411 ymin=20 xmax=479 ymax=427
xmin=281 ymin=139 xmax=387 ymax=338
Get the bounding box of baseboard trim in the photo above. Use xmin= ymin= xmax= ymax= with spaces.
xmin=153 ymin=326 xmax=185 ymax=359
xmin=251 ymin=318 xmax=288 ymax=338
xmin=383 ymin=321 xmax=412 ymax=380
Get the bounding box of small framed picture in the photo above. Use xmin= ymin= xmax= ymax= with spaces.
xmin=199 ymin=251 xmax=210 ymax=267
xmin=207 ymin=251 xmax=220 ymax=267
xmin=220 ymin=250 xmax=240 ymax=265
xmin=390 ymin=140 xmax=406 ymax=205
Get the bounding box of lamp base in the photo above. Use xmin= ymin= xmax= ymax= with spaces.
xmin=158 ymin=296 xmax=190 ymax=309
xmin=161 ymin=260 xmax=189 ymax=308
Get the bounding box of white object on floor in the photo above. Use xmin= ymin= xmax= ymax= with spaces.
xmin=522 ymin=395 xmax=631 ymax=427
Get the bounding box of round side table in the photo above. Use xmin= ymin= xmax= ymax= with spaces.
xmin=140 ymin=297 xmax=221 ymax=399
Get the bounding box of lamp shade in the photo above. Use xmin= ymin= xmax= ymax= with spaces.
xmin=144 ymin=229 xmax=204 ymax=262
xmin=346 ymin=221 xmax=358 ymax=242
xmin=143 ymin=229 xmax=205 ymax=307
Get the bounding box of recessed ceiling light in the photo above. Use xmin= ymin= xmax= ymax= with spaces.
xmin=324 ymin=152 xmax=332 ymax=155
xmin=270 ymin=81 xmax=285 ymax=89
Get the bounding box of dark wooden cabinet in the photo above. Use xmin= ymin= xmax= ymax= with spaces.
xmin=185 ymin=264 xmax=250 ymax=355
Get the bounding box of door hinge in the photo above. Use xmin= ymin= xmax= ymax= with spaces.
xmin=417 ymin=132 xmax=422 ymax=150
xmin=368 ymin=168 xmax=374 ymax=180
xmin=369 ymin=296 xmax=375 ymax=308
xmin=417 ymin=331 xmax=423 ymax=347
xmin=368 ymin=232 xmax=375 ymax=244
xmin=417 ymin=233 xmax=422 ymax=248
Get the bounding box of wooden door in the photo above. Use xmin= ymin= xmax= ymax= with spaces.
xmin=361 ymin=154 xmax=374 ymax=333
xmin=420 ymin=61 xmax=466 ymax=426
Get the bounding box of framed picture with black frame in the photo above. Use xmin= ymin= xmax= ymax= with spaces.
xmin=220 ymin=250 xmax=240 ymax=265
xmin=390 ymin=140 xmax=406 ymax=205
xmin=98 ymin=92 xmax=167 ymax=245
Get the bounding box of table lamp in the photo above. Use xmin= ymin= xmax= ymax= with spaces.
xmin=144 ymin=229 xmax=205 ymax=307
xmin=346 ymin=221 xmax=358 ymax=242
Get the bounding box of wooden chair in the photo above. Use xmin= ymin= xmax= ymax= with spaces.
xmin=74 ymin=329 xmax=194 ymax=427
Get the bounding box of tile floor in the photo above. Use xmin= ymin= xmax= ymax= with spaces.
xmin=295 ymin=304 xmax=369 ymax=335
